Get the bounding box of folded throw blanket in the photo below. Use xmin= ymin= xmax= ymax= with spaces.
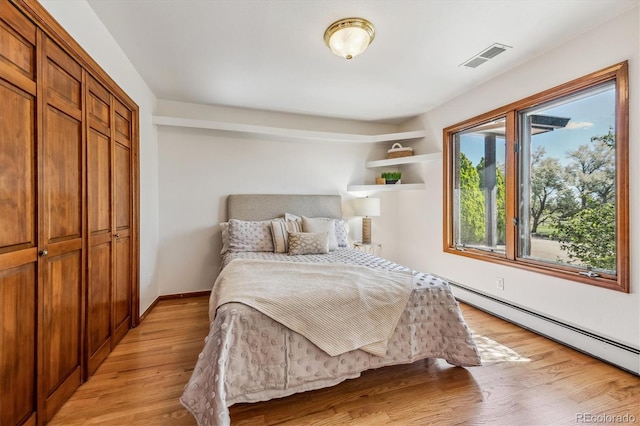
xmin=210 ymin=258 xmax=413 ymax=357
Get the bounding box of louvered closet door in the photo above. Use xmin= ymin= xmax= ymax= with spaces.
xmin=38 ymin=34 xmax=84 ymax=423
xmin=0 ymin=6 xmax=37 ymax=425
xmin=86 ymin=74 xmax=113 ymax=375
xmin=112 ymin=99 xmax=133 ymax=346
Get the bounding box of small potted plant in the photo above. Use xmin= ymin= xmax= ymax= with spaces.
xmin=382 ymin=172 xmax=402 ymax=184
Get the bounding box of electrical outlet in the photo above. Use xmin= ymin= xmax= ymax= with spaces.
xmin=496 ymin=277 xmax=505 ymax=290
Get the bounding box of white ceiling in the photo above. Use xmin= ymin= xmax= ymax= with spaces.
xmin=87 ymin=0 xmax=638 ymax=123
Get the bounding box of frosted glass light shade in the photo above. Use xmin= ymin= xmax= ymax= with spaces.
xmin=324 ymin=18 xmax=375 ymax=60
xmin=353 ymin=197 xmax=380 ymax=217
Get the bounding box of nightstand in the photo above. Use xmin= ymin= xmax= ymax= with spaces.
xmin=353 ymin=241 xmax=382 ymax=256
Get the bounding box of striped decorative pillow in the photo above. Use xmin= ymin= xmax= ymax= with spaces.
xmin=271 ymin=219 xmax=302 ymax=253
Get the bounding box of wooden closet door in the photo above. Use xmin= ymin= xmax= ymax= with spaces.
xmin=38 ymin=34 xmax=84 ymax=423
xmin=0 ymin=6 xmax=37 ymax=425
xmin=112 ymin=99 xmax=133 ymax=346
xmin=86 ymin=74 xmax=113 ymax=375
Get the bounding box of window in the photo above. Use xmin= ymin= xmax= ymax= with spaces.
xmin=452 ymin=117 xmax=507 ymax=254
xmin=444 ymin=62 xmax=629 ymax=292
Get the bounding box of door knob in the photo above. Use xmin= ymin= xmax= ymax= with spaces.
xmin=39 ymin=249 xmax=48 ymax=256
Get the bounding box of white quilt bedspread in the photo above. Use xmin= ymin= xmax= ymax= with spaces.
xmin=181 ymin=249 xmax=481 ymax=426
xmin=210 ymin=259 xmax=413 ymax=357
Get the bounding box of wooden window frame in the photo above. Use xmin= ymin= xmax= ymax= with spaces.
xmin=443 ymin=62 xmax=629 ymax=292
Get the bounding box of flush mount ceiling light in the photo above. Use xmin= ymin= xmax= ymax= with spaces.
xmin=324 ymin=17 xmax=375 ymax=60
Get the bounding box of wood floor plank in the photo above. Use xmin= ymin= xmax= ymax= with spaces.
xmin=49 ymin=296 xmax=639 ymax=425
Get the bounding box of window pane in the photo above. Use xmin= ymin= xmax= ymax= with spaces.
xmin=453 ymin=118 xmax=506 ymax=254
xmin=518 ymin=82 xmax=616 ymax=274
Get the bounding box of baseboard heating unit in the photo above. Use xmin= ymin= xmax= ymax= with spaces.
xmin=449 ymin=281 xmax=639 ymax=376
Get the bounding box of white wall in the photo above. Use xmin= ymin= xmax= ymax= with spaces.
xmin=155 ymin=100 xmax=402 ymax=294
xmin=398 ymin=8 xmax=640 ymax=350
xmin=40 ymin=0 xmax=160 ymax=313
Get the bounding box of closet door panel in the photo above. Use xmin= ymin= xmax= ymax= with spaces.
xmin=0 ymin=263 xmax=36 ymax=426
xmin=88 ymin=128 xmax=111 ymax=232
xmin=0 ymin=10 xmax=36 ymax=87
xmin=86 ymin=240 xmax=111 ymax=374
xmin=0 ymin=84 xmax=36 ymax=425
xmin=39 ymin=35 xmax=84 ymax=422
xmin=86 ymin=75 xmax=113 ymax=374
xmin=86 ymin=134 xmax=113 ymax=374
xmin=115 ymin=140 xmax=131 ymax=228
xmin=44 ymin=40 xmax=81 ymax=118
xmin=0 ymin=10 xmax=37 ymax=425
xmin=0 ymin=7 xmax=35 ymax=94
xmin=112 ymin=100 xmax=132 ymax=345
xmin=0 ymin=23 xmax=33 ymax=75
xmin=44 ymin=107 xmax=82 ymax=240
xmin=113 ymin=231 xmax=130 ymax=344
xmin=40 ymin=115 xmax=84 ymax=421
xmin=0 ymin=81 xmax=35 ymax=251
xmin=41 ymin=249 xmax=82 ymax=390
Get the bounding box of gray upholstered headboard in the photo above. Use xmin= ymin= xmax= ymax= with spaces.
xmin=227 ymin=194 xmax=342 ymax=221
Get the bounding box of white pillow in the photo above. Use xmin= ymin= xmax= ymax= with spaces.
xmin=288 ymin=232 xmax=329 ymax=255
xmin=301 ymin=216 xmax=338 ymax=251
xmin=271 ymin=218 xmax=302 ymax=253
xmin=228 ymin=219 xmax=275 ymax=252
xmin=334 ymin=218 xmax=349 ymax=248
xmin=284 ymin=212 xmax=302 ymax=222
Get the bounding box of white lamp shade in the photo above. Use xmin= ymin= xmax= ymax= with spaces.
xmin=328 ymin=27 xmax=371 ymax=59
xmin=353 ymin=197 xmax=380 ymax=217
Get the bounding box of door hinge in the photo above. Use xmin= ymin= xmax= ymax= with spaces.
xmin=512 ymin=217 xmax=519 ymax=226
xmin=514 ymin=143 xmax=519 ymax=153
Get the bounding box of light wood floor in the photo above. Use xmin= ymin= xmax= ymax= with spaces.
xmin=50 ymin=296 xmax=639 ymax=425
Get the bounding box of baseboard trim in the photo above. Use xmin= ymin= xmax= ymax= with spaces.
xmin=138 ymin=298 xmax=159 ymax=324
xmin=158 ymin=290 xmax=212 ymax=301
xmin=448 ymin=281 xmax=639 ymax=376
xmin=139 ymin=290 xmax=212 ymax=323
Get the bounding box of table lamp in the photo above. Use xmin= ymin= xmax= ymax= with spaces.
xmin=353 ymin=197 xmax=380 ymax=244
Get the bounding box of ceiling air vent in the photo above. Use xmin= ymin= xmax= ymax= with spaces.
xmin=461 ymin=43 xmax=512 ymax=68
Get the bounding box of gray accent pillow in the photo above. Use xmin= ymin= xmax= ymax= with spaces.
xmin=288 ymin=232 xmax=330 ymax=255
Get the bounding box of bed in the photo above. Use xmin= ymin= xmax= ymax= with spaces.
xmin=181 ymin=194 xmax=481 ymax=426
